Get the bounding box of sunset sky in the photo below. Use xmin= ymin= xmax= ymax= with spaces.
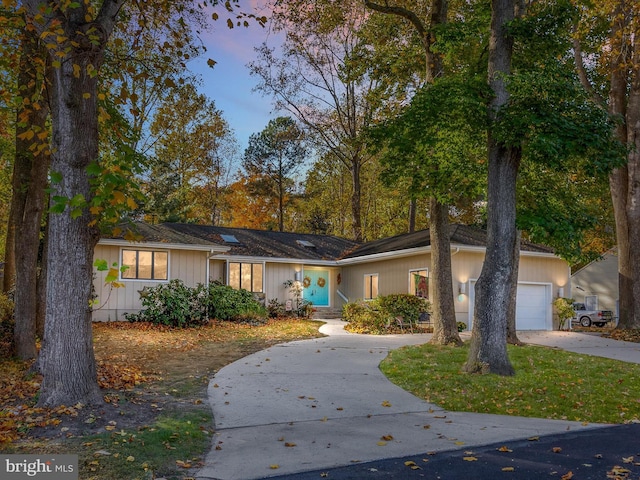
xmin=191 ymin=1 xmax=282 ymax=152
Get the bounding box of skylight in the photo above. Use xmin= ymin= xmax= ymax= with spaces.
xmin=220 ymin=234 xmax=240 ymax=244
xmin=296 ymin=239 xmax=315 ymax=248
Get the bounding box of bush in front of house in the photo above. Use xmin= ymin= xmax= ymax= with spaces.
xmin=342 ymin=294 xmax=431 ymax=334
xmin=125 ymin=279 xmax=209 ymax=328
xmin=206 ymin=282 xmax=267 ymax=323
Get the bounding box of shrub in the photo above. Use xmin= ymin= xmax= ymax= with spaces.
xmin=268 ymin=299 xmax=285 ymax=318
xmin=125 ymin=280 xmax=208 ymax=328
xmin=342 ymin=300 xmax=387 ymax=334
xmin=206 ymin=282 xmax=267 ymax=322
xmin=553 ymin=297 xmax=575 ymax=330
xmin=0 ymin=292 xmax=15 ymax=357
xmin=376 ymin=294 xmax=430 ymax=322
xmin=343 ymin=294 xmax=432 ymax=334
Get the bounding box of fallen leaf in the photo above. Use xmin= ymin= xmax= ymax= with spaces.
xmin=381 ymin=401 xmax=392 ymax=407
xmin=595 ymin=454 xmax=603 ymax=459
xmin=498 ymin=446 xmax=513 ymax=453
xmin=270 ymin=464 xmax=279 ymax=469
xmin=455 ymin=441 xmax=465 ymax=446
xmin=553 ymin=447 xmax=562 ymax=453
xmin=284 ymin=442 xmax=296 ymax=447
xmin=528 ymin=436 xmax=539 ymax=441
xmin=126 ymin=456 xmax=135 ymax=462
xmin=377 ymin=441 xmax=387 ymax=446
xmin=622 ymin=456 xmax=634 ymax=463
xmin=463 ymin=457 xmax=478 ymax=462
xmin=423 ymin=424 xmax=431 ymax=429
xmin=561 ymin=471 xmax=573 ymax=480
xmin=381 ymin=435 xmax=394 ymax=441
xmin=176 ymin=460 xmax=192 ymax=468
xmin=502 ymin=467 xmax=515 ymax=472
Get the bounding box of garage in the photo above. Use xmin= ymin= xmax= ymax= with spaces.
xmin=469 ymin=282 xmax=551 ymax=330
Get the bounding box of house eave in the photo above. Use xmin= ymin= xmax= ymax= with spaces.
xmin=98 ymin=238 xmax=229 ymax=253
xmin=213 ymin=254 xmax=339 ymax=266
xmin=337 ymin=243 xmax=560 ymax=265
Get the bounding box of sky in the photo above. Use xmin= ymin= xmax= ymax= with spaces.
xmin=189 ymin=2 xmax=282 ymax=153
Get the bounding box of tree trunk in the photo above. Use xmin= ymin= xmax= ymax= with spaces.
xmin=607 ymin=3 xmax=640 ymax=329
xmin=408 ymin=198 xmax=416 ymax=233
xmin=464 ymin=0 xmax=517 ymax=376
xmin=428 ymin=198 xmax=462 ymax=345
xmin=506 ymin=231 xmax=522 ymax=345
xmin=23 ymin=0 xmax=125 ymax=407
xmin=11 ymin=30 xmax=50 ymax=360
xmin=351 ymin=159 xmax=363 ymax=242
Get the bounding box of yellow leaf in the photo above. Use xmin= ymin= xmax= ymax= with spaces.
xmin=381 ymin=434 xmax=394 ymax=441
xmin=98 ymin=93 xmax=106 ymax=101
xmin=528 ymin=436 xmax=539 ymax=441
xmin=502 ymin=467 xmax=515 ymax=472
xmin=552 ymin=447 xmax=562 ymax=453
xmin=561 ymin=471 xmax=574 ymax=480
xmin=17 ymin=130 xmax=35 ymax=141
xmin=498 ymin=446 xmax=513 ymax=452
xmin=112 ymin=191 xmax=125 ymax=204
xmin=463 ymin=457 xmax=478 ymax=462
xmin=126 ymin=456 xmax=134 ymax=462
xmin=404 ymin=461 xmax=417 ymax=467
xmin=381 ymin=401 xmax=392 ymax=407
xmin=623 ymin=456 xmax=634 ymax=464
xmin=284 ymin=442 xmax=296 ymax=447
xmin=105 ymin=425 xmax=115 ymax=431
xmin=73 ymin=64 xmax=81 ymax=78
xmin=83 ymin=93 xmax=91 ymax=99
xmin=270 ymin=464 xmax=279 ymax=469
xmin=127 ymin=197 xmax=138 ymax=209
xmin=454 ymin=441 xmax=465 ymax=445
xmin=377 ymin=441 xmax=387 ymax=446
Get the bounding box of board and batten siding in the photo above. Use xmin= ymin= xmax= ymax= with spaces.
xmin=92 ymin=244 xmax=209 ymax=321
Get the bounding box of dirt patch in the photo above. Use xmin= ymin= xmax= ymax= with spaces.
xmin=2 ymin=318 xmax=324 ymax=449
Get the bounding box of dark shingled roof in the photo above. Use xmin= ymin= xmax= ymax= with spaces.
xmin=109 ymin=222 xmax=361 ymax=261
xmin=342 ymin=224 xmax=554 ymax=259
xmin=105 ymin=223 xmax=554 ymax=261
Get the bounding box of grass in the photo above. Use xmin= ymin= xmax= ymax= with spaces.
xmin=75 ymin=411 xmax=212 ymax=480
xmin=380 ymin=342 xmax=640 ymax=425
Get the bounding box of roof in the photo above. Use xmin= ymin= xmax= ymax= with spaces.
xmin=342 ymin=224 xmax=554 ymax=259
xmin=102 ymin=222 xmax=555 ymax=261
xmin=105 ymin=222 xmax=360 ymax=261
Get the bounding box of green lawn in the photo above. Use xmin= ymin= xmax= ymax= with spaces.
xmin=380 ymin=342 xmax=640 ymax=424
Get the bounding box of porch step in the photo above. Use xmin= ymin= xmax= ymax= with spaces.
xmin=312 ymin=308 xmax=343 ymax=320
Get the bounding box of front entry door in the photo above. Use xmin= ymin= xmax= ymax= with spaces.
xmin=303 ymin=269 xmax=329 ymax=307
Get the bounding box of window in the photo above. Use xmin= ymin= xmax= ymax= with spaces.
xmin=364 ymin=274 xmax=378 ymax=300
xmin=410 ymin=269 xmax=429 ymax=299
xmin=121 ymin=249 xmax=168 ymax=280
xmin=228 ymin=262 xmax=263 ymax=292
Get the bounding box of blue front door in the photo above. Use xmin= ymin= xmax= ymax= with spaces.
xmin=302 ymin=269 xmax=329 ymax=307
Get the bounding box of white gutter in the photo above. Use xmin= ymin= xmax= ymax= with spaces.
xmin=99 ymin=238 xmax=229 ymax=254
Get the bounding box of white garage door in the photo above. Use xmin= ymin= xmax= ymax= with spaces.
xmin=516 ymin=284 xmax=549 ymax=330
xmin=469 ymin=282 xmax=550 ymax=330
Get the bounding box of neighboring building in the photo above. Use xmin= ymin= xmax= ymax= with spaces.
xmin=92 ymin=223 xmax=571 ymax=330
xmin=571 ymin=248 xmax=619 ymax=320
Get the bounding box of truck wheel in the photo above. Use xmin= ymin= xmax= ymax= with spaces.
xmin=580 ymin=316 xmax=592 ymax=327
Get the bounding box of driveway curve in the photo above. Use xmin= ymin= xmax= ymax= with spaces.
xmin=196 ymin=321 xmax=604 ymax=480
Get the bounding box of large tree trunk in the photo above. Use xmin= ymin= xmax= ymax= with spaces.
xmin=606 ymin=1 xmax=640 ymax=330
xmin=464 ymin=0 xmax=517 ymax=376
xmin=11 ymin=30 xmax=50 ymax=360
xmin=25 ymin=0 xmax=126 ymax=406
xmin=428 ymin=198 xmax=462 ymax=345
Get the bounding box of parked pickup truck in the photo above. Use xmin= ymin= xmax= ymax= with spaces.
xmin=572 ymin=303 xmax=614 ymax=327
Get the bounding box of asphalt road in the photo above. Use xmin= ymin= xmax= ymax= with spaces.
xmin=263 ymin=423 xmax=640 ymax=480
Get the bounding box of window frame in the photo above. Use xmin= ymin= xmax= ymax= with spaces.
xmin=227 ymin=261 xmax=264 ymax=293
xmin=409 ymin=268 xmax=429 ymax=299
xmin=120 ymin=248 xmax=169 ymax=281
xmin=363 ymin=273 xmax=379 ymax=300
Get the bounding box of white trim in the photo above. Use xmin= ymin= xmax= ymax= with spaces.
xmin=100 ymin=238 xmax=227 ymax=253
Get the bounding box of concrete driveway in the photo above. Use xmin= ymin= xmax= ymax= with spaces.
xmin=194 ymin=322 xmax=637 ymax=480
